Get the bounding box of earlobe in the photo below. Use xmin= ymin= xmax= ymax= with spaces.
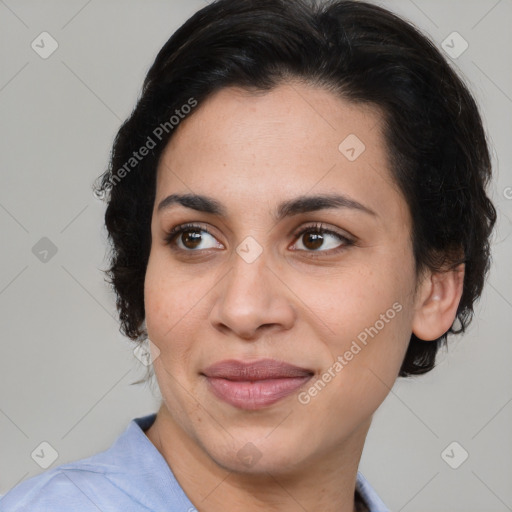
xmin=412 ymin=263 xmax=465 ymax=341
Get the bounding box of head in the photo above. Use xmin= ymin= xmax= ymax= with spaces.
xmin=94 ymin=0 xmax=496 ymax=473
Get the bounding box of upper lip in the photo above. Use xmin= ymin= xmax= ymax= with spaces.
xmin=202 ymin=358 xmax=314 ymax=381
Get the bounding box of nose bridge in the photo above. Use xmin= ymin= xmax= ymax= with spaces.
xmin=225 ymin=246 xmax=273 ymax=310
xmin=210 ymin=242 xmax=295 ymax=337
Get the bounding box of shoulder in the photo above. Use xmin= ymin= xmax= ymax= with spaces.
xmin=0 ymin=414 xmax=159 ymax=512
xmin=0 ymin=460 xmax=146 ymax=512
xmin=0 ymin=459 xmax=155 ymax=512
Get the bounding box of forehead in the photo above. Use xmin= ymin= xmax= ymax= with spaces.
xmin=155 ymin=83 xmax=406 ymax=227
xmin=160 ymin=82 xmax=385 ymax=169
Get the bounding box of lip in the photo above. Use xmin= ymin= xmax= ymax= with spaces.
xmin=202 ymin=359 xmax=314 ymax=410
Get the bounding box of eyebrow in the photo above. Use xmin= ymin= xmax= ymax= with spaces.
xmin=157 ymin=192 xmax=377 ymax=220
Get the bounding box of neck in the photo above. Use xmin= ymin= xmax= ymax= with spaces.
xmin=145 ymin=404 xmax=371 ymax=512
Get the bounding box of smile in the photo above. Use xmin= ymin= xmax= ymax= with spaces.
xmin=202 ymin=358 xmax=314 ymax=410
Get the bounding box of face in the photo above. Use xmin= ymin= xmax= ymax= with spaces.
xmin=144 ymin=82 xmax=421 ymax=475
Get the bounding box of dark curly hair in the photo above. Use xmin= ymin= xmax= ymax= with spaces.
xmin=93 ymin=0 xmax=496 ymax=378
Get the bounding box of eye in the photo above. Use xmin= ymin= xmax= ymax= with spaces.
xmin=164 ymin=221 xmax=354 ymax=256
xmin=290 ymin=222 xmax=353 ymax=256
xmin=164 ymin=223 xmax=224 ymax=251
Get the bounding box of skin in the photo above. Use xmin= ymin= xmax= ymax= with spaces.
xmin=143 ymin=82 xmax=464 ymax=512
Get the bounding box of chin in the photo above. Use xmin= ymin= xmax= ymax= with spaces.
xmin=199 ymin=429 xmax=313 ymax=477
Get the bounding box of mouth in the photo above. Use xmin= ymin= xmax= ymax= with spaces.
xmin=201 ymin=358 xmax=314 ymax=410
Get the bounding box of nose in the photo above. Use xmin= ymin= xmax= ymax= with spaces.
xmin=208 ymin=251 xmax=296 ymax=340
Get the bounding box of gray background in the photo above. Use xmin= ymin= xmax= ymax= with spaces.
xmin=0 ymin=0 xmax=511 ymax=510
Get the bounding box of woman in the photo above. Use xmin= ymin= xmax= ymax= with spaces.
xmin=0 ymin=0 xmax=496 ymax=510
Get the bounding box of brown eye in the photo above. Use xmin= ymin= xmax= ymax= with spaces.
xmin=164 ymin=223 xmax=223 ymax=251
xmin=291 ymin=223 xmax=353 ymax=256
xmin=301 ymin=231 xmax=324 ymax=250
xmin=179 ymin=229 xmax=203 ymax=249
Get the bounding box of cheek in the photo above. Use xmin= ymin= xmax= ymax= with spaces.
xmin=297 ymin=260 xmax=412 ymax=341
xmin=144 ymin=252 xmax=192 ymax=351
xmin=297 ymin=302 xmax=412 ymax=432
xmin=298 ymin=257 xmax=415 ymax=399
xmin=144 ymin=250 xmax=220 ymax=367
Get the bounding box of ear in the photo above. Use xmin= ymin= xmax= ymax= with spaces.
xmin=411 ymin=263 xmax=465 ymax=341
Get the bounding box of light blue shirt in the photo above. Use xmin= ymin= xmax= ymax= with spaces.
xmin=0 ymin=413 xmax=390 ymax=511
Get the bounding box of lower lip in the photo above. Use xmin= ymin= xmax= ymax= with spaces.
xmin=205 ymin=376 xmax=312 ymax=410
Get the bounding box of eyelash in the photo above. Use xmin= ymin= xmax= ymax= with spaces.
xmin=163 ymin=222 xmax=354 ymax=258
